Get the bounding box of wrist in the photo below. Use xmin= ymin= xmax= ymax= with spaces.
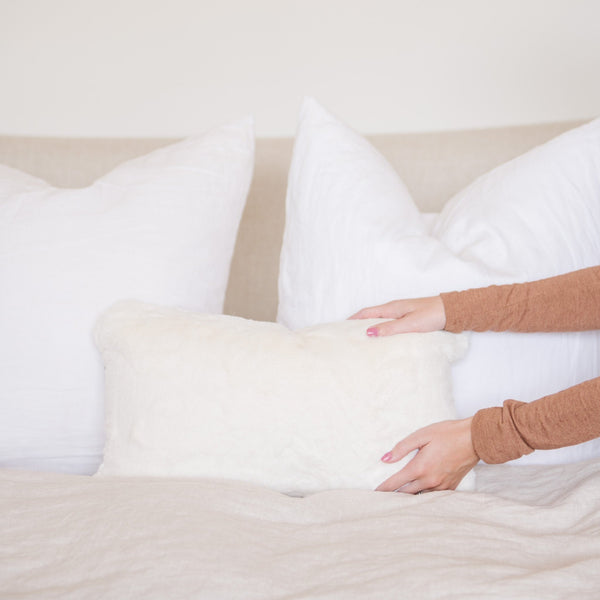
xmin=460 ymin=416 xmax=478 ymax=461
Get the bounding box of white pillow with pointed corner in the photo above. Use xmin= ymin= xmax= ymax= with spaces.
xmin=95 ymin=300 xmax=472 ymax=495
xmin=0 ymin=119 xmax=254 ymax=474
xmin=278 ymin=97 xmax=600 ymax=466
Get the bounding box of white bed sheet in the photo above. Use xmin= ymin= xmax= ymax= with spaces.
xmin=1 ymin=460 xmax=600 ymax=599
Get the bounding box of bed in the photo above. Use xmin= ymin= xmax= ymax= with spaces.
xmin=1 ymin=106 xmax=600 ymax=598
xmin=2 ymin=460 xmax=600 ymax=599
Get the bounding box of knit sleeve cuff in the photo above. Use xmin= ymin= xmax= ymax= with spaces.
xmin=471 ymin=403 xmax=535 ymax=464
xmin=440 ymin=290 xmax=466 ymax=333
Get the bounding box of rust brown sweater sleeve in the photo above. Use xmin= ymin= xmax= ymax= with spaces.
xmin=471 ymin=377 xmax=600 ymax=463
xmin=439 ymin=266 xmax=600 ymax=464
xmin=441 ymin=266 xmax=600 ymax=333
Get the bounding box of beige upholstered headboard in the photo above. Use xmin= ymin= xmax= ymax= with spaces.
xmin=0 ymin=120 xmax=583 ymax=322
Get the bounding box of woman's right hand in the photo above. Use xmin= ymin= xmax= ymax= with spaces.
xmin=349 ymin=296 xmax=446 ymax=337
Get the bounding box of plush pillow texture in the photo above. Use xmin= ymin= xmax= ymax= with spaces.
xmin=278 ymin=97 xmax=600 ymax=466
xmin=94 ymin=300 xmax=471 ymax=495
xmin=0 ymin=119 xmax=254 ymax=474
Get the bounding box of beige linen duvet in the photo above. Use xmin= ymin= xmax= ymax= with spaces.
xmin=2 ymin=460 xmax=600 ymax=599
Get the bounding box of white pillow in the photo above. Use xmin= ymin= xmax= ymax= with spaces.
xmin=0 ymin=119 xmax=254 ymax=474
xmin=95 ymin=300 xmax=471 ymax=495
xmin=278 ymin=97 xmax=600 ymax=466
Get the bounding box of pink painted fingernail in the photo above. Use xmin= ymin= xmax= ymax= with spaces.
xmin=367 ymin=327 xmax=378 ymax=337
xmin=381 ymin=452 xmax=392 ymax=462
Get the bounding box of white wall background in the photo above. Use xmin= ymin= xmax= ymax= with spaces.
xmin=1 ymin=0 xmax=599 ymax=137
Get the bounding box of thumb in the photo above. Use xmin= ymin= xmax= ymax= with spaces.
xmin=381 ymin=431 xmax=427 ymax=464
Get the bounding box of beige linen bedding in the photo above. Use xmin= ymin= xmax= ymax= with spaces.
xmin=2 ymin=461 xmax=600 ymax=599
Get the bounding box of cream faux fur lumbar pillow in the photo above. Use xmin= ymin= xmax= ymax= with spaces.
xmin=95 ymin=301 xmax=470 ymax=495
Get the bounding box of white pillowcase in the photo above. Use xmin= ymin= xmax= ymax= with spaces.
xmin=278 ymin=97 xmax=600 ymax=466
xmin=95 ymin=300 xmax=471 ymax=495
xmin=0 ymin=119 xmax=254 ymax=474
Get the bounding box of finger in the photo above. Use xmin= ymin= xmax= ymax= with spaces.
xmin=375 ymin=462 xmax=419 ymax=492
xmin=349 ymin=304 xmax=396 ymax=320
xmin=350 ymin=300 xmax=413 ymax=321
xmin=348 ymin=307 xmax=377 ymax=319
xmin=429 ymin=483 xmax=453 ymax=492
xmin=394 ymin=480 xmax=425 ymax=495
xmin=381 ymin=431 xmax=428 ymax=464
xmin=429 ymin=475 xmax=466 ymax=492
xmin=377 ymin=475 xmax=425 ymax=494
xmin=367 ymin=317 xmax=421 ymax=337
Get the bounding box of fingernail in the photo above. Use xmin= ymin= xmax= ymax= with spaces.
xmin=381 ymin=452 xmax=392 ymax=462
xmin=367 ymin=327 xmax=378 ymax=337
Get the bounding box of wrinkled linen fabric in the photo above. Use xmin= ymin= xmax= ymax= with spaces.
xmin=1 ymin=460 xmax=600 ymax=599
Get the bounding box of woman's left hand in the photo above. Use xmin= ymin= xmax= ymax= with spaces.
xmin=376 ymin=417 xmax=479 ymax=494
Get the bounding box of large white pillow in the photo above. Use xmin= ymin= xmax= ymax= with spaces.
xmin=0 ymin=119 xmax=254 ymax=474
xmin=278 ymin=98 xmax=600 ymax=466
xmin=95 ymin=300 xmax=471 ymax=495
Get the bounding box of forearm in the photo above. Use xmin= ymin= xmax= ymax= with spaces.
xmin=471 ymin=376 xmax=600 ymax=463
xmin=441 ymin=266 xmax=600 ymax=333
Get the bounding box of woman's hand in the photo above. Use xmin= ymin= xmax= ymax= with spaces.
xmin=349 ymin=296 xmax=446 ymax=336
xmin=352 ymin=296 xmax=475 ymax=492
xmin=376 ymin=418 xmax=479 ymax=494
